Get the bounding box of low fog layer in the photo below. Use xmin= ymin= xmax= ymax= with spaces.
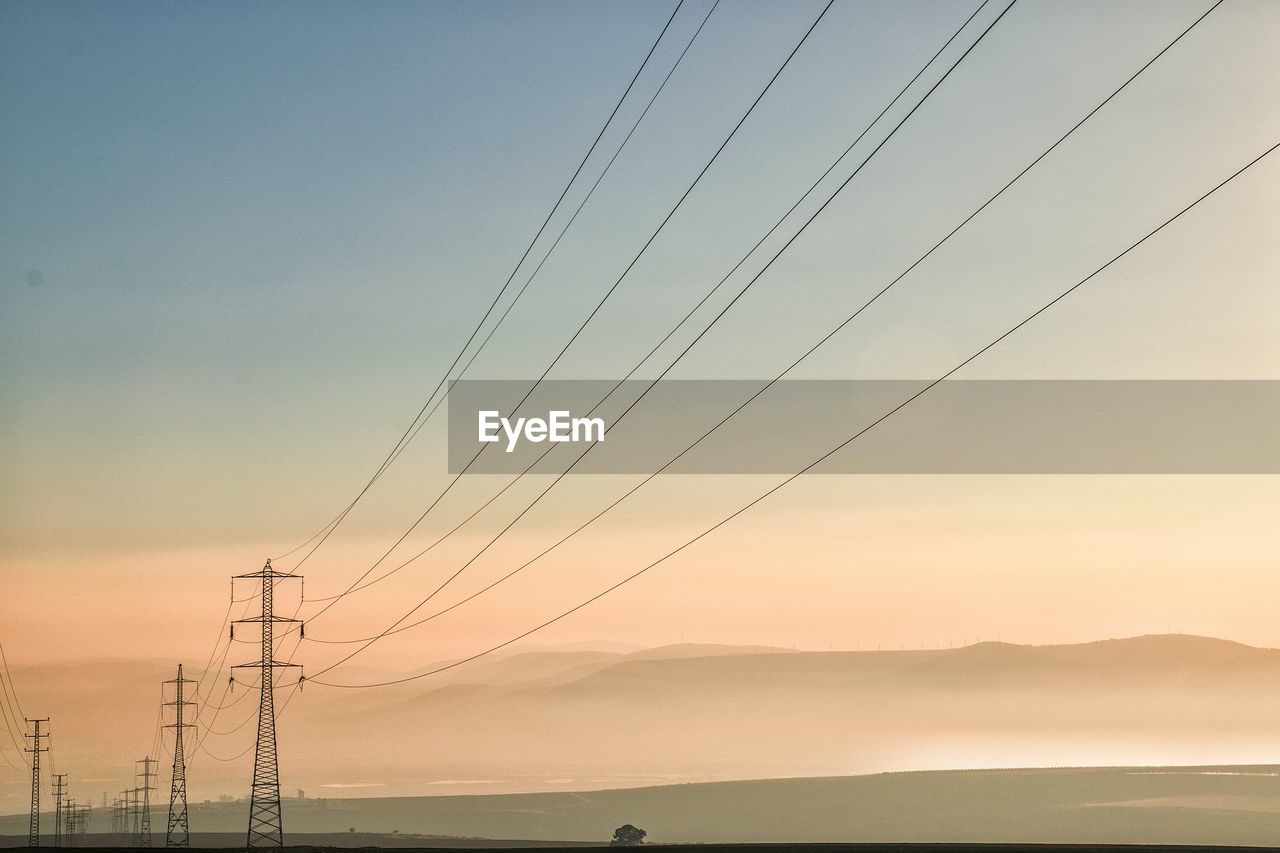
xmin=2 ymin=634 xmax=1278 ymax=809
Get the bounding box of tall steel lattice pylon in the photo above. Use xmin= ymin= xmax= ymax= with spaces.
xmin=164 ymin=664 xmax=196 ymax=848
xmin=231 ymin=559 xmax=303 ymax=849
xmin=25 ymin=718 xmax=49 ymax=848
xmin=137 ymin=756 xmax=157 ymax=847
xmin=52 ymin=773 xmax=67 ymax=848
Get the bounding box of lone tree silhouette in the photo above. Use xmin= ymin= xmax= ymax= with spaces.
xmin=611 ymin=825 xmax=647 ymax=846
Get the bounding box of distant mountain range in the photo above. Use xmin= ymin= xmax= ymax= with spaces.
xmin=2 ymin=634 xmax=1279 ymax=810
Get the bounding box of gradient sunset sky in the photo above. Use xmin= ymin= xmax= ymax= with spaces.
xmin=2 ymin=0 xmax=1278 ymax=679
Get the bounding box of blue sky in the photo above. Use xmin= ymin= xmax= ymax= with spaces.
xmin=1 ymin=1 xmax=1278 ymax=662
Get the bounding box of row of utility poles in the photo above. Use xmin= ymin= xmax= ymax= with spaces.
xmin=23 ymin=719 xmax=87 ymax=847
xmin=24 ymin=664 xmax=194 ymax=848
xmin=25 ymin=559 xmax=298 ymax=849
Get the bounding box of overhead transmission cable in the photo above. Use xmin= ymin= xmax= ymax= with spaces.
xmin=301 ymin=0 xmax=995 ymax=612
xmin=0 ymin=639 xmax=30 ymax=766
xmin=302 ymin=0 xmax=838 ymax=620
xmin=188 ymin=583 xmax=262 ymax=762
xmin=0 ymin=640 xmax=28 ymax=722
xmin=297 ymin=0 xmax=1018 ymax=668
xmin=191 ymin=583 xmax=306 ymax=760
xmin=304 ymin=134 xmax=1280 ymax=688
xmin=295 ymin=0 xmax=728 ymax=609
xmin=365 ymin=0 xmax=724 ymax=485
xmin=301 ymin=0 xmax=1232 ymax=663
xmin=274 ymin=0 xmax=688 ymax=570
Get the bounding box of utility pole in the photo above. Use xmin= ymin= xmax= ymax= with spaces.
xmin=63 ymin=800 xmax=75 ymax=847
xmin=52 ymin=773 xmax=67 ymax=847
xmin=164 ymin=664 xmax=196 ymax=848
xmin=120 ymin=788 xmax=135 ymax=840
xmin=232 ymin=559 xmax=303 ymax=848
xmin=66 ymin=802 xmax=89 ymax=847
xmin=79 ymin=803 xmax=92 ymax=845
xmin=25 ymin=718 xmax=49 ymax=848
xmin=137 ymin=757 xmax=157 ymax=847
xmin=119 ymin=789 xmax=133 ymax=838
xmin=128 ymin=786 xmax=142 ymax=844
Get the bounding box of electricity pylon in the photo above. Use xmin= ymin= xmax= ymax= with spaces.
xmin=66 ymin=802 xmax=89 ymax=847
xmin=164 ymin=664 xmax=196 ymax=848
xmin=136 ymin=757 xmax=157 ymax=847
xmin=231 ymin=559 xmax=303 ymax=848
xmin=112 ymin=794 xmax=125 ymax=836
xmin=64 ymin=800 xmax=82 ymax=847
xmin=80 ymin=804 xmax=92 ymax=845
xmin=25 ymin=718 xmax=49 ymax=847
xmin=52 ymin=773 xmax=67 ymax=847
xmin=62 ymin=800 xmax=75 ymax=847
xmin=127 ymin=787 xmax=141 ymax=842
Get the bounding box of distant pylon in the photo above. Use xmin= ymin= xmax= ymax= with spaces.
xmin=66 ymin=802 xmax=89 ymax=847
xmin=127 ymin=787 xmax=142 ymax=841
xmin=129 ymin=787 xmax=141 ymax=842
xmin=52 ymin=773 xmax=67 ymax=847
xmin=112 ymin=794 xmax=125 ymax=836
xmin=136 ymin=757 xmax=157 ymax=847
xmin=232 ymin=559 xmax=304 ymax=848
xmin=25 ymin=718 xmax=49 ymax=847
xmin=164 ymin=664 xmax=196 ymax=848
xmin=62 ymin=800 xmax=75 ymax=847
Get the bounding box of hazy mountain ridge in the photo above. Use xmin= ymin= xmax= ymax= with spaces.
xmin=4 ymin=635 xmax=1280 ymax=805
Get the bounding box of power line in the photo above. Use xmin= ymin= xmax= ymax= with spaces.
xmin=191 ymin=578 xmax=304 ymax=755
xmin=301 ymin=0 xmax=996 ymax=615
xmin=275 ymin=0 xmax=689 ymax=571
xmin=299 ymin=0 xmax=1014 ymax=664
xmin=301 ymin=0 xmax=838 ymax=622
xmin=0 ymin=639 xmax=29 ymax=722
xmin=0 ymin=696 xmax=27 ymax=767
xmin=341 ymin=0 xmax=1230 ymax=645
xmin=364 ymin=0 xmax=725 ymax=494
xmin=303 ymin=0 xmax=1222 ymax=651
xmin=0 ymin=639 xmax=31 ymax=767
xmin=188 ymin=583 xmax=262 ymax=755
xmin=193 ymin=682 xmax=301 ymax=764
xmin=303 ymin=137 xmax=1280 ymax=688
xmin=186 ymin=596 xmax=239 ymax=721
xmin=193 ymin=650 xmax=302 ymax=765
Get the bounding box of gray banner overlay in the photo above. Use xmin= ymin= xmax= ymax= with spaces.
xmin=446 ymin=380 xmax=1280 ymax=475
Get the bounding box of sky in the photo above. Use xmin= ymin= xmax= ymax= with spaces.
xmin=2 ymin=0 xmax=1279 ymax=691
